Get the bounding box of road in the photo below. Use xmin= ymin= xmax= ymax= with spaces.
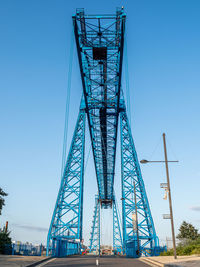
xmin=44 ymin=255 xmax=150 ymax=267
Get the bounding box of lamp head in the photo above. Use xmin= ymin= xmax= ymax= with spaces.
xmin=140 ymin=159 xmax=149 ymax=164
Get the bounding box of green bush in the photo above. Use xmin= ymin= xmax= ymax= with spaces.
xmin=191 ymin=246 xmax=200 ymax=255
xmin=161 ymin=241 xmax=200 ymax=256
xmin=0 ymin=231 xmax=12 ymax=254
xmin=160 ymin=249 xmax=173 ymax=256
xmin=182 ymin=245 xmax=194 ymax=255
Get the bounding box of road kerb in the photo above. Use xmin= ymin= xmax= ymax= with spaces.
xmin=25 ymin=257 xmax=55 ymax=267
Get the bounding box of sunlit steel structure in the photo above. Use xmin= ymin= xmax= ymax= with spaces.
xmin=47 ymin=8 xmax=160 ymax=258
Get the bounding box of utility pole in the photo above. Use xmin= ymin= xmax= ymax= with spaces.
xmin=163 ymin=133 xmax=177 ymax=259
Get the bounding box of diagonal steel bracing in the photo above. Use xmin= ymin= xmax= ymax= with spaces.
xmin=47 ymin=106 xmax=85 ymax=256
xmin=113 ymin=197 xmax=123 ymax=254
xmin=47 ymin=8 xmax=160 ymax=258
xmin=120 ymin=108 xmax=159 ymax=256
xmin=73 ymin=8 xmax=125 ymax=206
xmin=89 ymin=195 xmax=101 ymax=255
xmin=89 ymin=195 xmax=123 ymax=255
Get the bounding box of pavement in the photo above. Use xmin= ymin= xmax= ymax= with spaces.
xmin=0 ymin=255 xmax=48 ymax=267
xmin=168 ymin=261 xmax=200 ymax=267
xmin=140 ymin=255 xmax=200 ymax=267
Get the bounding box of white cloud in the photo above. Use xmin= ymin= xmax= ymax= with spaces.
xmin=12 ymin=223 xmax=48 ymax=232
xmin=189 ymin=206 xmax=200 ymax=212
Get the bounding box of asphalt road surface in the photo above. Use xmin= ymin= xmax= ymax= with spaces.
xmin=44 ymin=256 xmax=150 ymax=267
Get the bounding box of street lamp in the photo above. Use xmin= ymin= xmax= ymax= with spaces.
xmin=140 ymin=133 xmax=178 ymax=259
xmin=140 ymin=160 xmax=178 ymax=164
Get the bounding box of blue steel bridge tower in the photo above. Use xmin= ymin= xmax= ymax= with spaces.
xmin=47 ymin=8 xmax=159 ymax=257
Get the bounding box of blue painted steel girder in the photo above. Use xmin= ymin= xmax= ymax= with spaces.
xmin=89 ymin=195 xmax=100 ymax=254
xmin=73 ymin=8 xmax=126 ymax=206
xmin=89 ymin=194 xmax=123 ymax=255
xmin=120 ymin=108 xmax=159 ymax=256
xmin=113 ymin=197 xmax=123 ymax=253
xmin=47 ymin=8 xmax=160 ymax=258
xmin=46 ymin=107 xmax=85 ymax=256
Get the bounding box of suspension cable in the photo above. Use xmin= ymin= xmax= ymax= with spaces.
xmin=124 ymin=33 xmax=131 ymax=126
xmin=61 ymin=29 xmax=74 ymax=176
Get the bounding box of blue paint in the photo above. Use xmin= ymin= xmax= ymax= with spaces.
xmin=47 ymin=105 xmax=85 ymax=257
xmin=47 ymin=8 xmax=160 ymax=258
xmin=120 ymin=108 xmax=159 ymax=256
xmin=113 ymin=197 xmax=123 ymax=254
xmin=89 ymin=195 xmax=100 ymax=254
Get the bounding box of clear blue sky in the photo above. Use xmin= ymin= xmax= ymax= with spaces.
xmin=0 ymin=0 xmax=200 ymax=246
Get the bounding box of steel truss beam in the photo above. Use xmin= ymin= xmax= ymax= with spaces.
xmin=73 ymin=8 xmax=126 ymax=207
xmin=47 ymin=8 xmax=160 ymax=258
xmin=120 ymin=109 xmax=159 ymax=256
xmin=46 ymin=107 xmax=86 ymax=256
xmin=89 ymin=195 xmax=123 ymax=255
xmin=89 ymin=195 xmax=100 ymax=255
xmin=113 ymin=197 xmax=123 ymax=254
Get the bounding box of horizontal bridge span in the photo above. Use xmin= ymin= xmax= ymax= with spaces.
xmin=73 ymin=8 xmax=126 ymax=206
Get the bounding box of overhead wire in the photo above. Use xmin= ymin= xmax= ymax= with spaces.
xmin=61 ymin=28 xmax=74 ymax=177
xmin=165 ymin=135 xmax=179 ymax=162
xmin=124 ymin=33 xmax=131 ymax=126
xmin=85 ymin=133 xmax=92 ymax=170
xmin=148 ymin=136 xmax=163 ymax=161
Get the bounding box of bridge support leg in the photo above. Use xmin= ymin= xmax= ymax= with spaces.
xmin=113 ymin=198 xmax=123 ymax=255
xmin=46 ymin=108 xmax=86 ymax=257
xmin=120 ymin=111 xmax=159 ymax=257
xmin=89 ymin=195 xmax=101 ymax=255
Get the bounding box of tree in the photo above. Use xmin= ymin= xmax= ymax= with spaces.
xmin=0 ymin=230 xmax=12 ymax=254
xmin=177 ymin=221 xmax=199 ymax=241
xmin=0 ymin=188 xmax=8 ymax=215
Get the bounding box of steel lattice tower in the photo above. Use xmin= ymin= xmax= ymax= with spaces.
xmin=47 ymin=8 xmax=160 ymax=258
